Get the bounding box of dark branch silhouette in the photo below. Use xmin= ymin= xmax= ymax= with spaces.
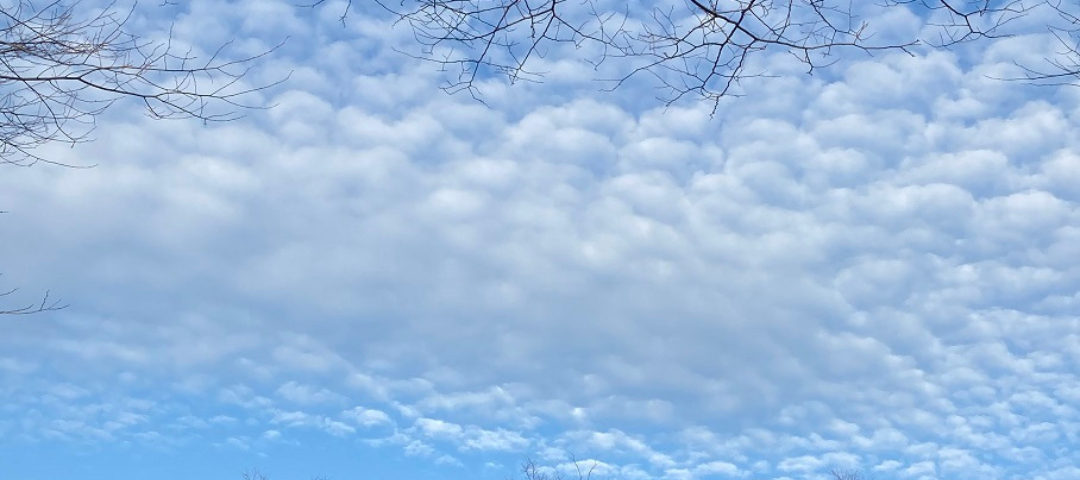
xmin=307 ymin=1 xmax=1080 ymax=107
xmin=513 ymin=455 xmax=598 ymax=480
xmin=0 ymin=0 xmax=283 ymax=167
xmin=0 ymin=274 xmax=65 ymax=315
xmin=0 ymin=0 xmax=281 ymax=315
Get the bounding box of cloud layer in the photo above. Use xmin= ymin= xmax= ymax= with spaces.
xmin=2 ymin=1 xmax=1080 ymax=480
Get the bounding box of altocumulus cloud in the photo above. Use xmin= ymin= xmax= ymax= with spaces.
xmin=1 ymin=1 xmax=1080 ymax=480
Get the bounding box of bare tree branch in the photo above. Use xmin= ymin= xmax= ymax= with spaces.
xmin=0 ymin=0 xmax=282 ymax=316
xmin=308 ymin=1 xmax=1080 ymax=106
xmin=240 ymin=468 xmax=327 ymax=480
xmin=0 ymin=274 xmax=66 ymax=315
xmin=829 ymin=467 xmax=893 ymax=480
xmin=512 ymin=455 xmax=599 ymax=480
xmin=241 ymin=469 xmax=269 ymax=480
xmin=0 ymin=0 xmax=285 ymax=167
xmin=1008 ymin=0 xmax=1080 ymax=84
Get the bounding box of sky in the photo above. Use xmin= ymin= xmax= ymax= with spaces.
xmin=2 ymin=1 xmax=1080 ymax=479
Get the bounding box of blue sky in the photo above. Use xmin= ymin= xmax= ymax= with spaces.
xmin=2 ymin=1 xmax=1080 ymax=479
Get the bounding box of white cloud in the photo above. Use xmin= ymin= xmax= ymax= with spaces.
xmin=691 ymin=461 xmax=742 ymax=478
xmin=409 ymin=417 xmax=530 ymax=452
xmin=343 ymin=406 xmax=393 ymax=427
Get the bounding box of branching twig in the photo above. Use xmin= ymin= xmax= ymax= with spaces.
xmin=306 ymin=0 xmax=1053 ymax=106
xmin=0 ymin=276 xmax=66 ymax=315
xmin=0 ymin=0 xmax=285 ymax=167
